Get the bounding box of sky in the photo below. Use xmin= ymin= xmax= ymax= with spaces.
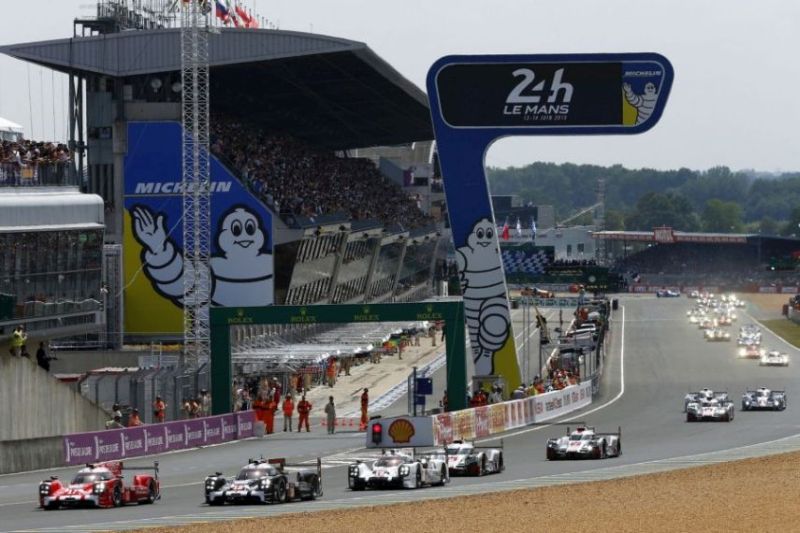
xmin=1 ymin=0 xmax=799 ymax=172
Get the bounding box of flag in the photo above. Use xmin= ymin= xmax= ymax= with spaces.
xmin=515 ymin=217 xmax=522 ymax=237
xmin=248 ymin=12 xmax=259 ymax=28
xmin=225 ymin=0 xmax=240 ymax=26
xmin=531 ymin=218 xmax=537 ymax=241
xmin=501 ymin=218 xmax=510 ymax=241
xmin=235 ymin=4 xmax=253 ymax=26
xmin=215 ymin=0 xmax=229 ymax=23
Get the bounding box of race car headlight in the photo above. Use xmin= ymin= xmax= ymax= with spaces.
xmin=39 ymin=483 xmax=50 ymax=495
xmin=259 ymin=478 xmax=271 ymax=489
xmin=93 ymin=482 xmax=106 ymax=494
xmin=348 ymin=465 xmax=359 ymax=477
xmin=399 ymin=465 xmax=411 ymax=477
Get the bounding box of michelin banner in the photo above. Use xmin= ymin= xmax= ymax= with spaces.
xmin=123 ymin=122 xmax=273 ymax=334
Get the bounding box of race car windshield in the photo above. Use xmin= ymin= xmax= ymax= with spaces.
xmin=72 ymin=472 xmax=112 ymax=484
xmin=446 ymin=447 xmax=471 ymax=455
xmin=236 ymin=466 xmax=278 ymax=480
xmin=374 ymin=457 xmax=405 ymax=467
xmin=756 ymin=390 xmax=768 ymax=397
xmin=569 ymin=434 xmax=583 ymax=441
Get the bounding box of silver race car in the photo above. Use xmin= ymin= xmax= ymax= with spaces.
xmin=439 ymin=440 xmax=504 ymax=476
xmin=546 ymin=426 xmax=621 ymax=460
xmin=686 ymin=397 xmax=735 ymax=422
xmin=684 ymin=388 xmax=729 ymax=412
xmin=741 ymin=387 xmax=787 ymax=411
xmin=204 ymin=458 xmax=322 ymax=505
xmin=759 ymin=350 xmax=790 ymax=367
xmin=347 ymin=450 xmax=449 ymax=490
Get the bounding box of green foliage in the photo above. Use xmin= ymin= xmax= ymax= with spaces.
xmin=486 ymin=162 xmax=800 ymax=231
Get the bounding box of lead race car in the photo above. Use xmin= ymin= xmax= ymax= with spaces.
xmin=741 ymin=387 xmax=787 ymax=411
xmin=684 ymin=388 xmax=729 ymax=412
xmin=347 ymin=449 xmax=449 ymax=490
xmin=546 ymin=426 xmax=622 ymax=460
xmin=39 ymin=461 xmax=159 ymax=510
xmin=760 ymin=350 xmax=790 ymax=367
xmin=204 ymin=458 xmax=322 ymax=505
xmin=438 ymin=440 xmax=504 ymax=476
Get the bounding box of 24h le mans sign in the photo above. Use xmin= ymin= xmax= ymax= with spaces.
xmin=427 ymin=53 xmax=673 ymax=391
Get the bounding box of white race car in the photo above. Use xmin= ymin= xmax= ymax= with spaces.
xmin=759 ymin=350 xmax=790 ymax=367
xmin=686 ymin=397 xmax=735 ymax=422
xmin=347 ymin=450 xmax=449 ymax=490
xmin=546 ymin=426 xmax=621 ymax=460
xmin=438 ymin=440 xmax=504 ymax=476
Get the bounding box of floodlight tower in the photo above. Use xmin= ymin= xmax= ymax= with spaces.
xmin=594 ymin=177 xmax=606 ymax=265
xmin=180 ymin=0 xmax=212 ymax=367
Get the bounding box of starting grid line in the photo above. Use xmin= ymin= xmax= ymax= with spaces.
xmin=14 ymin=431 xmax=800 ymax=532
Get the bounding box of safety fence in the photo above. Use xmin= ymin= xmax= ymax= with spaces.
xmin=78 ymin=364 xmax=210 ymax=424
xmin=62 ymin=411 xmax=255 ymax=466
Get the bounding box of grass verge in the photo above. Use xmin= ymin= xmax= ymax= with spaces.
xmin=759 ymin=319 xmax=800 ymax=348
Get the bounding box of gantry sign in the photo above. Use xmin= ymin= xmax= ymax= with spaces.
xmin=210 ymin=302 xmax=467 ymax=414
xmin=427 ymin=53 xmax=674 ymax=390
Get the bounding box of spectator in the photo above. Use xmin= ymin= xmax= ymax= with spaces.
xmin=324 ymin=396 xmax=336 ymax=434
xmin=327 ymin=357 xmax=337 ymax=387
xmin=199 ymin=389 xmax=211 ymax=416
xmin=282 ymin=393 xmax=294 ymax=432
xmin=111 ymin=403 xmax=123 ymax=420
xmin=128 ymin=409 xmax=143 ymax=427
xmin=36 ymin=341 xmax=54 ymax=371
xmin=153 ymin=396 xmax=166 ymax=423
xmin=105 ymin=415 xmax=124 ymax=430
xmin=9 ymin=325 xmax=25 ymax=357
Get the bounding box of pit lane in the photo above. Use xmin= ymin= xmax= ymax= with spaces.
xmin=2 ymin=296 xmax=799 ymax=532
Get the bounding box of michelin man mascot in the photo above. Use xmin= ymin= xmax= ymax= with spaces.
xmin=623 ymin=81 xmax=659 ymax=125
xmin=456 ymin=217 xmax=511 ymax=376
xmin=132 ymin=204 xmax=274 ymax=307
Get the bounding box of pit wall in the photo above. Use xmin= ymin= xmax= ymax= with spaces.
xmin=367 ymin=381 xmax=592 ymax=448
xmin=0 ymin=354 xmax=109 ymax=442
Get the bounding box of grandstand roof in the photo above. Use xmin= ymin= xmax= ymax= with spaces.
xmin=0 ymin=28 xmax=433 ymax=150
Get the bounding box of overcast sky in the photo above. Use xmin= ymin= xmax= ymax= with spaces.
xmin=1 ymin=0 xmax=798 ymax=172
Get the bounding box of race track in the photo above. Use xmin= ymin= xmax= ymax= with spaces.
xmin=3 ymin=295 xmax=799 ymax=532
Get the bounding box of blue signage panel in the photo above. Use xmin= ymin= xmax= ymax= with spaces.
xmin=416 ymin=377 xmax=433 ymax=395
xmin=427 ymin=53 xmax=673 ymax=391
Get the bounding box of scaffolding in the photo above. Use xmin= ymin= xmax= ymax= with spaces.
xmin=180 ymin=0 xmax=212 ymax=367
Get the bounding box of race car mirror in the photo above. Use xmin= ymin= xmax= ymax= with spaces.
xmin=426 ymin=53 xmax=673 ymax=390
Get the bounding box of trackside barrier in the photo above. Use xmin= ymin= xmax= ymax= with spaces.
xmin=62 ymin=411 xmax=255 ymax=466
xmin=320 ymin=417 xmax=362 ymax=430
xmin=432 ymin=381 xmax=592 ymax=446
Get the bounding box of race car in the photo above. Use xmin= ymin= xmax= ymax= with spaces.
xmin=656 ymin=289 xmax=680 ymax=297
xmin=737 ymin=325 xmax=762 ymax=346
xmin=716 ymin=314 xmax=733 ymax=326
xmin=546 ymin=426 xmax=622 ymax=460
xmin=439 ymin=440 xmax=504 ymax=476
xmin=348 ymin=449 xmax=449 ymax=490
xmin=686 ymin=397 xmax=735 ymax=422
xmin=705 ymin=328 xmax=731 ymax=341
xmin=759 ymin=350 xmax=790 ymax=367
xmin=39 ymin=461 xmax=159 ymax=510
xmin=698 ymin=318 xmax=716 ymax=330
xmin=204 ymin=458 xmax=322 ymax=505
xmin=684 ymin=388 xmax=729 ymax=412
xmin=741 ymin=387 xmax=787 ymax=411
xmin=738 ymin=345 xmax=766 ymax=359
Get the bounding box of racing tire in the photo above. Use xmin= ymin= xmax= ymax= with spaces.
xmin=207 ymin=497 xmax=224 ymax=506
xmin=274 ymin=481 xmax=287 ymax=504
xmin=546 ymin=448 xmax=556 ymax=461
xmin=478 ymin=457 xmax=487 ymax=477
xmin=302 ymin=478 xmax=320 ymax=501
xmin=497 ymin=453 xmax=505 ymax=472
xmin=140 ymin=480 xmax=158 ymax=504
xmin=434 ymin=465 xmax=447 ymax=487
xmin=43 ymin=502 xmax=59 ymax=511
xmin=111 ymin=485 xmax=123 ymax=508
xmin=602 ymin=443 xmax=607 ymax=459
xmin=414 ymin=468 xmax=422 ymax=489
xmin=350 ymin=480 xmax=365 ymax=491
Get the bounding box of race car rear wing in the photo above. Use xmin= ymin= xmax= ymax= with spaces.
xmin=268 ymin=457 xmax=323 ymax=480
xmin=592 ymin=426 xmax=622 ymax=438
xmin=115 ymin=461 xmax=160 ymax=482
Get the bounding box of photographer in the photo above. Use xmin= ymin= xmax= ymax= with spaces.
xmin=36 ymin=341 xmax=56 ymax=372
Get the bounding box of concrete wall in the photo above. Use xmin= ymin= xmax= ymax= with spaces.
xmin=0 ymin=436 xmax=63 ymax=474
xmin=0 ymin=354 xmax=109 ymax=441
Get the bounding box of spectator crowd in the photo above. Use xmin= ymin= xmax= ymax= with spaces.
xmin=210 ymin=117 xmax=433 ymax=229
xmin=1 ymin=138 xmax=72 ymax=186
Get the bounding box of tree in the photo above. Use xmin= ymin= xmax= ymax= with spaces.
xmin=604 ymin=209 xmax=625 ymax=231
xmin=626 ymin=192 xmax=701 ymax=232
xmin=758 ymin=216 xmax=779 ymax=236
xmin=702 ymin=199 xmax=744 ymax=233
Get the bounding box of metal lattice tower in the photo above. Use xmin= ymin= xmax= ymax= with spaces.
xmin=594 ymin=177 xmax=606 ymax=265
xmin=180 ymin=0 xmax=211 ymax=367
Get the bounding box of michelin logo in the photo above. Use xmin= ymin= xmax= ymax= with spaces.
xmin=131 ymin=203 xmax=273 ymax=307
xmin=134 ymin=182 xmax=233 ymax=195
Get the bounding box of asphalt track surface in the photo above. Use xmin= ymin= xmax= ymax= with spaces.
xmin=3 ymin=295 xmax=800 ymax=532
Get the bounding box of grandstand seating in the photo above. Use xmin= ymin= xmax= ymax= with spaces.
xmin=210 ymin=117 xmax=433 ymax=229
